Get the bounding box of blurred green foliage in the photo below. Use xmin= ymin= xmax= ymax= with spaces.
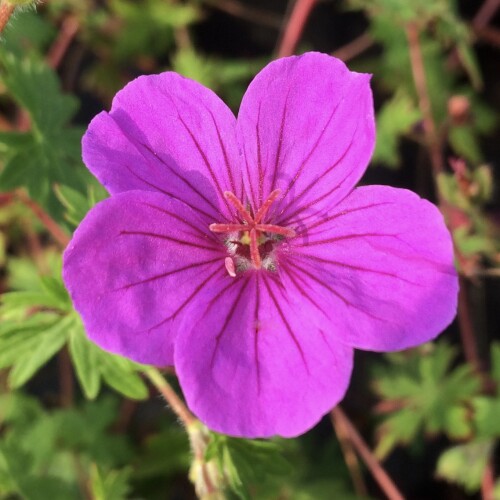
xmin=0 ymin=0 xmax=498 ymax=498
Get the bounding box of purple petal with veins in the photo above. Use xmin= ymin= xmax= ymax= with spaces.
xmin=63 ymin=52 xmax=458 ymax=438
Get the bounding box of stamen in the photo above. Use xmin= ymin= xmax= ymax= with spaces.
xmin=249 ymin=228 xmax=262 ymax=269
xmin=211 ymin=190 xmax=294 ymax=272
xmin=210 ymin=223 xmax=248 ymax=233
xmin=254 ymin=189 xmax=282 ymax=223
xmin=225 ymin=257 xmax=236 ymax=277
xmin=224 ymin=191 xmax=253 ymax=224
xmin=255 ymin=224 xmax=296 ymax=238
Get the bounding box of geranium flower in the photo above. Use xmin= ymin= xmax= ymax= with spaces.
xmin=63 ymin=52 xmax=458 ymax=438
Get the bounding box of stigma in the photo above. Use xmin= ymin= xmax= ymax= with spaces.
xmin=209 ymin=189 xmax=295 ymax=271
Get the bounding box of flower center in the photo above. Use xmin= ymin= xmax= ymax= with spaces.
xmin=209 ymin=189 xmax=295 ymax=273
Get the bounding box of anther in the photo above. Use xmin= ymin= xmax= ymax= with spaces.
xmin=225 ymin=257 xmax=236 ymax=277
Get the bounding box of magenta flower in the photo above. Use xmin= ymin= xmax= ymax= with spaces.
xmin=63 ymin=52 xmax=458 ymax=438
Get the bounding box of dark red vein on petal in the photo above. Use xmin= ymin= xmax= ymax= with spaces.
xmin=319 ymin=329 xmax=337 ymax=358
xmin=254 ymin=274 xmax=261 ymax=394
xmin=287 ymin=260 xmax=389 ymax=324
xmin=124 ymin=165 xmax=216 ymax=221
xmin=269 ymin=91 xmax=290 ymax=194
xmin=210 ymin=277 xmax=251 ymax=368
xmin=206 ymin=107 xmax=237 ymax=195
xmin=116 ymin=257 xmax=221 ymax=291
xmin=243 ymin=141 xmax=258 ymax=211
xmin=262 ymin=274 xmax=309 ymax=374
xmin=282 ymin=263 xmax=332 ymax=319
xmin=296 ymin=202 xmax=393 ymax=236
xmin=276 ymin=128 xmax=358 ymax=225
xmin=293 ymin=253 xmax=422 ymax=287
xmin=293 ymin=232 xmax=398 ymax=248
xmin=119 ymin=230 xmax=217 ymax=251
xmin=256 ymin=102 xmax=264 ymax=205
xmin=139 ymin=202 xmax=218 ymax=242
xmin=176 ymin=114 xmax=233 ymax=216
xmin=146 ymin=265 xmax=222 ymax=333
xmin=277 ymin=100 xmax=341 ymax=205
xmin=137 ymin=141 xmax=226 ymax=218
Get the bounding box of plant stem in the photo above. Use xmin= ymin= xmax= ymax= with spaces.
xmin=143 ymin=367 xmax=196 ymax=427
xmin=473 ymin=0 xmax=500 ymax=30
xmin=332 ymin=32 xmax=374 ymax=62
xmin=331 ymin=407 xmax=368 ymax=497
xmin=405 ymin=22 xmax=443 ymax=178
xmin=47 ymin=16 xmax=80 ymax=70
xmin=0 ymin=1 xmax=15 ymax=34
xmin=276 ymin=0 xmax=317 ymax=58
xmin=458 ymin=276 xmax=483 ymax=373
xmin=15 ymin=190 xmax=71 ymax=248
xmin=330 ymin=407 xmax=405 ymax=500
xmin=201 ymin=0 xmax=282 ymax=29
xmin=481 ymin=457 xmax=495 ymax=500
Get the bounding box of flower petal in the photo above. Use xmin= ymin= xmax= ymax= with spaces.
xmin=283 ymin=186 xmax=458 ymax=351
xmin=63 ymin=191 xmax=225 ymax=366
xmin=82 ymin=73 xmax=243 ymax=223
xmin=236 ymin=52 xmax=374 ymax=225
xmin=174 ymin=272 xmax=354 ymax=438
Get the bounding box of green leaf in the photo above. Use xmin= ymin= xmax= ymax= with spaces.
xmin=68 ymin=319 xmax=101 ymax=399
xmin=373 ymin=342 xmax=481 ymax=458
xmin=100 ymin=354 xmax=148 ymax=400
xmin=0 ymin=52 xmax=86 ymax=214
xmin=449 ymin=125 xmax=482 ymax=164
xmin=490 ymin=342 xmax=500 ymax=384
xmin=472 ymin=397 xmax=500 ymax=438
xmin=206 ymin=433 xmax=290 ymax=499
xmin=373 ymin=91 xmax=421 ymax=168
xmin=436 ymin=440 xmax=493 ymax=493
xmin=90 ymin=465 xmax=132 ymax=500
xmin=0 ymin=315 xmax=59 ymax=370
xmin=0 ymin=52 xmax=78 ymax=133
xmin=8 ymin=314 xmax=73 ymax=388
xmin=134 ymin=426 xmax=190 ymax=480
xmin=2 ymin=10 xmax=55 ymax=55
xmin=54 ymin=182 xmax=108 ymax=227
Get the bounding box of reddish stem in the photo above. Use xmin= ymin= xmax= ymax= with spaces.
xmin=473 ymin=0 xmax=500 ymax=30
xmin=405 ymin=22 xmax=443 ymax=177
xmin=144 ymin=368 xmax=196 ymax=428
xmin=481 ymin=458 xmax=495 ymax=500
xmin=276 ymin=0 xmax=318 ymax=58
xmin=333 ymin=32 xmax=374 ymax=62
xmin=15 ymin=190 xmax=70 ymax=248
xmin=331 ymin=408 xmax=405 ymax=500
xmin=47 ymin=16 xmax=80 ymax=70
xmin=458 ymin=276 xmax=483 ymax=373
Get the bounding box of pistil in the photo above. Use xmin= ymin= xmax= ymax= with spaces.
xmin=209 ymin=190 xmax=296 ymax=270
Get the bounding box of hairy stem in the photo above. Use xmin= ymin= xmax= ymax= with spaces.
xmin=143 ymin=367 xmax=197 ymax=427
xmin=330 ymin=407 xmax=405 ymax=500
